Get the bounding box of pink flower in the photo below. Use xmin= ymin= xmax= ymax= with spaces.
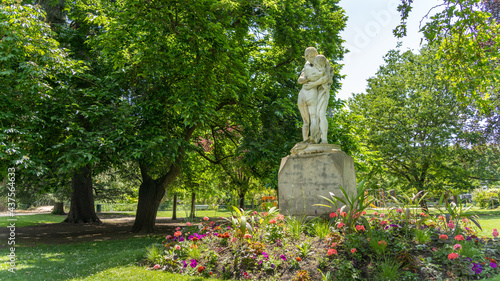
xmin=396 ymin=208 xmax=403 ymax=213
xmin=261 ymin=212 xmax=268 ymax=217
xmin=420 ymin=212 xmax=428 ymax=217
xmin=269 ymin=219 xmax=277 ymax=224
xmin=432 ymin=247 xmax=438 ymax=252
xmin=373 ymin=212 xmax=378 ymax=216
xmin=186 ymin=222 xmax=192 ymax=226
xmin=329 ymin=212 xmax=338 ymax=218
xmin=203 ymin=216 xmax=209 ymax=221
xmin=455 ymin=235 xmax=465 ymax=241
xmin=174 ymin=231 xmax=182 ymax=237
xmin=253 ymin=211 xmax=258 ymax=216
xmin=327 ymin=248 xmax=337 ymax=256
xmin=175 ymin=245 xmax=181 ymax=250
xmin=448 ymin=221 xmax=455 ymax=229
xmin=439 ymin=234 xmax=448 ymax=240
xmin=448 ymin=252 xmax=459 ymax=260
xmin=231 ymin=237 xmax=237 ymax=242
xmin=361 ymin=211 xmax=366 ymax=215
xmin=340 ymin=212 xmax=347 ymax=217
xmin=153 ymin=264 xmax=161 ymax=270
xmin=380 ymin=220 xmax=388 ymax=226
xmin=355 ymin=225 xmax=365 ymax=232
xmin=166 ymin=235 xmax=173 ymax=240
xmin=337 ymin=222 xmax=345 ymax=228
xmin=330 ymin=242 xmax=336 ymax=248
xmin=351 ymin=248 xmax=357 ymax=254
xmin=493 ymin=229 xmax=499 ymax=237
xmin=378 ymin=240 xmax=387 ymax=247
xmin=453 ymin=244 xmax=462 ymax=250
xmin=277 ymin=214 xmax=285 ymax=220
xmin=175 ymin=227 xmax=181 ymax=231
xmin=244 ymin=234 xmax=252 ymax=239
xmin=379 ymin=213 xmax=385 ymax=218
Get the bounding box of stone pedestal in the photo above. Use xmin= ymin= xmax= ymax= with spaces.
xmin=278 ymin=144 xmax=356 ymax=217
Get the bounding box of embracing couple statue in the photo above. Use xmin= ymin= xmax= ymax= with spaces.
xmin=297 ymin=47 xmax=334 ymax=144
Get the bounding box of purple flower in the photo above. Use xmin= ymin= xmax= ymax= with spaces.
xmin=466 ymin=236 xmax=472 ymax=241
xmin=475 ymin=268 xmax=483 ymax=274
xmin=190 ymin=259 xmax=197 ymax=268
xmin=280 ymin=254 xmax=286 ymax=261
xmin=179 ymin=237 xmax=185 ymax=242
xmin=271 ymin=263 xmax=275 ymax=268
xmin=390 ymin=224 xmax=398 ymax=228
xmin=491 ymin=262 xmax=498 ymax=268
xmin=262 ymin=252 xmax=269 ymax=259
xmin=183 ymin=260 xmax=187 ymax=268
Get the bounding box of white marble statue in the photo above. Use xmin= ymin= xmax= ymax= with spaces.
xmin=297 ymin=47 xmax=334 ymax=144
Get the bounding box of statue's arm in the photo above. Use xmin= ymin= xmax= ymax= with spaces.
xmin=304 ymin=74 xmax=329 ymax=89
xmin=298 ymin=68 xmax=308 ymax=84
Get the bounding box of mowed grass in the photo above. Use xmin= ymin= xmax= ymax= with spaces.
xmin=0 ymin=214 xmax=66 ymax=228
xmin=0 ymin=237 xmax=218 ymax=281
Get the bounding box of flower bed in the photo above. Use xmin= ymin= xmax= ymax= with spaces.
xmin=145 ymin=210 xmax=500 ymax=280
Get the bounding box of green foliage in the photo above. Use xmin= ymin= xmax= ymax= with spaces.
xmin=315 ymin=179 xmax=373 ymax=233
xmin=349 ymin=48 xmax=480 ymax=194
xmin=436 ymin=193 xmax=482 ymax=233
xmin=375 ymin=259 xmax=402 ymax=281
xmin=472 ymin=188 xmax=500 ymax=209
xmin=145 ymin=244 xmax=163 ymax=265
xmin=396 ymin=0 xmax=500 ymax=110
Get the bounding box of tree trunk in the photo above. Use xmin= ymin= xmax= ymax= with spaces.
xmin=190 ymin=192 xmax=196 ymax=219
xmin=238 ymin=191 xmax=245 ymax=209
xmin=64 ymin=165 xmax=101 ymax=223
xmin=131 ymin=178 xmax=165 ymax=233
xmin=172 ymin=193 xmax=177 ymax=220
xmin=52 ymin=202 xmax=65 ymax=215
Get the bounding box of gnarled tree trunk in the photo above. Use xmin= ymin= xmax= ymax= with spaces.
xmin=64 ymin=165 xmax=101 ymax=223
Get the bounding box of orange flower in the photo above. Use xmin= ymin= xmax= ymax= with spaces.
xmin=174 ymin=231 xmax=182 ymax=237
xmin=296 ymin=257 xmax=302 ymax=262
xmin=197 ymin=266 xmax=205 ymax=273
xmin=351 ymin=248 xmax=357 ymax=254
xmin=455 ymin=235 xmax=465 ymax=241
xmin=448 ymin=253 xmax=459 ymax=260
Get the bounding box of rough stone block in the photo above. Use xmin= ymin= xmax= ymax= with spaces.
xmin=278 ymin=150 xmax=356 ymax=217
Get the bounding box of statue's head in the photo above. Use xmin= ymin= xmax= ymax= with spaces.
xmin=304 ymin=47 xmax=318 ymax=63
xmin=314 ymin=55 xmax=327 ymax=69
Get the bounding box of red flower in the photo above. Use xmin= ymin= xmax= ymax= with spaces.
xmin=327 ymin=248 xmax=337 ymax=256
xmin=329 ymin=212 xmax=338 ymax=218
xmin=380 ymin=220 xmax=388 ymax=226
xmin=448 ymin=253 xmax=459 ymax=260
xmin=355 ymin=225 xmax=365 ymax=232
xmin=337 ymin=222 xmax=345 ymax=228
xmin=197 ymin=266 xmax=205 ymax=273
xmin=351 ymin=248 xmax=357 ymax=254
xmin=455 ymin=235 xmax=465 ymax=241
xmin=340 ymin=212 xmax=347 ymax=217
xmin=269 ymin=219 xmax=277 ymax=224
xmin=439 ymin=234 xmax=448 ymax=240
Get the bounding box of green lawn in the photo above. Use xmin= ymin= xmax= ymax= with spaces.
xmin=0 ymin=214 xmax=66 ymax=228
xmin=0 ymin=237 xmax=218 ymax=281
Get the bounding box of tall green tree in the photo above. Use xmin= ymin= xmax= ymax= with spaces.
xmin=83 ymin=0 xmax=346 ymax=232
xmin=349 ymin=48 xmax=481 ymax=207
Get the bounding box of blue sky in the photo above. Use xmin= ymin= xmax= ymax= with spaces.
xmin=337 ymin=0 xmax=442 ymax=100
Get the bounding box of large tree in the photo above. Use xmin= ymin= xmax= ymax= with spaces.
xmin=349 ymin=48 xmax=481 ymax=205
xmin=82 ymin=0 xmax=346 ymax=232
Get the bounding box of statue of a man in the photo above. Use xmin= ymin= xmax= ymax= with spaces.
xmin=297 ymin=47 xmax=333 ymax=144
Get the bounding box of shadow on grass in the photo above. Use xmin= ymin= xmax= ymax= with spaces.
xmin=0 ymin=237 xmax=161 ymax=281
